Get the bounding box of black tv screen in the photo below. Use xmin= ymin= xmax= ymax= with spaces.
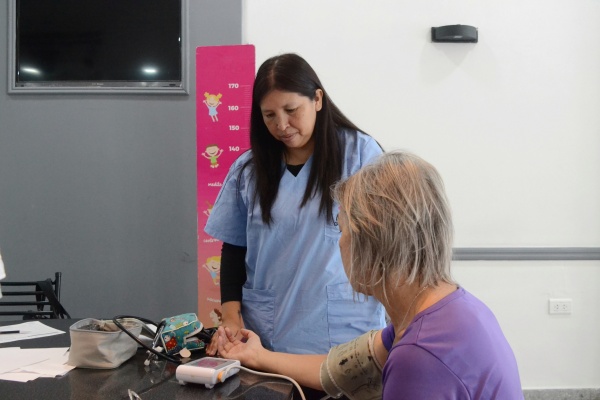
xmin=9 ymin=0 xmax=188 ymax=94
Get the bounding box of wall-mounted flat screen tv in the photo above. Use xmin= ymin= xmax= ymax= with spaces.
xmin=8 ymin=0 xmax=188 ymax=94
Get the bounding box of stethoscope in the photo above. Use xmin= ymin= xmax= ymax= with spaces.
xmin=112 ymin=315 xmax=216 ymax=365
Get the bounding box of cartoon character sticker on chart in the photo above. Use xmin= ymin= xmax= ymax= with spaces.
xmin=203 ymin=92 xmax=222 ymax=122
xmin=203 ymin=256 xmax=221 ymax=285
xmin=202 ymin=144 xmax=223 ymax=168
xmin=209 ymin=308 xmax=222 ymax=327
xmin=203 ymin=201 xmax=214 ymax=217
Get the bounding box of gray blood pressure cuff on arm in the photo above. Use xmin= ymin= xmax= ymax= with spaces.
xmin=319 ymin=330 xmax=383 ymax=400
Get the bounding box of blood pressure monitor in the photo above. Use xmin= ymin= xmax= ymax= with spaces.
xmin=176 ymin=357 xmax=241 ymax=388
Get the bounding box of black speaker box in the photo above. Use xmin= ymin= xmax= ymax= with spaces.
xmin=431 ymin=25 xmax=478 ymax=43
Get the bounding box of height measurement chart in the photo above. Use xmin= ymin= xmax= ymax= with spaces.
xmin=196 ymin=45 xmax=255 ymax=328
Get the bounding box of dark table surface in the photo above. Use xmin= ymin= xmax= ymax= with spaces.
xmin=0 ymin=319 xmax=293 ymax=400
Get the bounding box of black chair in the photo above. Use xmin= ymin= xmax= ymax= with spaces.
xmin=0 ymin=272 xmax=71 ymax=319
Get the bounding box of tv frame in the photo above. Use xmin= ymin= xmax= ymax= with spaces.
xmin=7 ymin=0 xmax=189 ymax=95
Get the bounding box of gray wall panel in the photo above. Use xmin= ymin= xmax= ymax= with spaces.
xmin=0 ymin=0 xmax=242 ymax=321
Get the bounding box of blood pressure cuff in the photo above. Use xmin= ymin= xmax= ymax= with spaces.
xmin=319 ymin=330 xmax=383 ymax=400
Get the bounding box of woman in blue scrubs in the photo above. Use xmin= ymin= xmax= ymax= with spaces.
xmin=205 ymin=53 xmax=385 ymax=356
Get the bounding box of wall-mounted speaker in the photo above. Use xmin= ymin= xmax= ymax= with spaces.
xmin=431 ymin=25 xmax=478 ymax=43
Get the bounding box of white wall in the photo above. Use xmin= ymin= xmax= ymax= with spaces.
xmin=453 ymin=261 xmax=599 ymax=389
xmin=243 ymin=0 xmax=600 ymax=389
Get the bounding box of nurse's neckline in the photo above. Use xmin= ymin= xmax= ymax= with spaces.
xmin=283 ymin=140 xmax=314 ymax=165
xmin=286 ymin=163 xmax=304 ymax=176
xmin=284 ymin=151 xmax=311 ymax=165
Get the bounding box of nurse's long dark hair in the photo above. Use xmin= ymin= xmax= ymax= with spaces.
xmin=242 ymin=53 xmax=365 ymax=225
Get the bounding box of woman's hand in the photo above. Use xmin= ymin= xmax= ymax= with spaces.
xmin=216 ymin=326 xmax=266 ymax=370
xmin=217 ymin=326 xmax=327 ymax=390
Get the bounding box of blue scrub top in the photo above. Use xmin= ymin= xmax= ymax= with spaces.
xmin=205 ymin=129 xmax=386 ymax=354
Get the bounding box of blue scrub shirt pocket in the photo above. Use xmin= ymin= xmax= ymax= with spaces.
xmin=326 ymin=283 xmax=384 ymax=347
xmin=241 ymin=287 xmax=275 ymax=350
xmin=324 ymin=216 xmax=341 ymax=243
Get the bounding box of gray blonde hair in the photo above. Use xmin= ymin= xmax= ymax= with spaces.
xmin=333 ymin=151 xmax=454 ymax=300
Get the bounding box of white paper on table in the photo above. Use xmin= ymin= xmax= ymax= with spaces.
xmin=18 ymin=348 xmax=74 ymax=376
xmin=0 ymin=321 xmax=65 ymax=344
xmin=0 ymin=371 xmax=40 ymax=382
xmin=0 ymin=347 xmax=57 ymax=374
xmin=0 ymin=347 xmax=73 ymax=382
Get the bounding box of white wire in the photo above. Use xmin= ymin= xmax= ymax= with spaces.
xmin=132 ymin=363 xmax=333 ymax=400
xmin=235 ymin=365 xmax=309 ymax=400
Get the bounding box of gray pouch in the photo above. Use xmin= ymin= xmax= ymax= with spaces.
xmin=68 ymin=318 xmax=142 ymax=369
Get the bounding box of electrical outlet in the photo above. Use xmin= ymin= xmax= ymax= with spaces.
xmin=548 ymin=299 xmax=572 ymax=314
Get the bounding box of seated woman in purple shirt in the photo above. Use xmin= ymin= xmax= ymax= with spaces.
xmin=216 ymin=151 xmax=524 ymax=400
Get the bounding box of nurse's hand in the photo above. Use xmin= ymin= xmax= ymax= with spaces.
xmin=205 ymin=301 xmax=244 ymax=356
xmin=205 ymin=321 xmax=243 ymax=356
xmin=217 ymin=326 xmax=265 ymax=370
